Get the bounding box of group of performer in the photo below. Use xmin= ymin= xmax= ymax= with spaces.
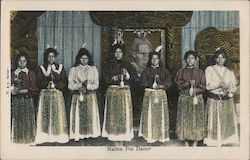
xmin=11 ymin=42 xmax=239 ymax=147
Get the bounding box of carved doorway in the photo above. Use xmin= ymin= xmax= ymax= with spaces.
xmin=99 ymin=28 xmax=165 ymax=128
xmin=91 ymin=11 xmax=193 ymax=131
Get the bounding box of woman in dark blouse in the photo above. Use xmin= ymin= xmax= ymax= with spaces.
xmin=141 ymin=54 xmax=172 ymax=90
xmin=36 ymin=48 xmax=67 ymax=91
xmin=175 ymin=50 xmax=206 ymax=146
xmin=34 ymin=48 xmax=69 ymax=144
xmin=104 ymin=44 xmax=137 ymax=86
xmin=139 ymin=50 xmax=172 ymax=143
xmin=102 ymin=43 xmax=136 ymax=143
xmin=11 ymin=52 xmax=38 ymax=143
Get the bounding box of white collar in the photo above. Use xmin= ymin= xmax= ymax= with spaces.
xmin=187 ymin=66 xmax=195 ymax=69
xmin=151 ymin=64 xmax=159 ymax=69
xmin=40 ymin=64 xmax=63 ymax=76
xmin=14 ymin=67 xmax=29 ymax=76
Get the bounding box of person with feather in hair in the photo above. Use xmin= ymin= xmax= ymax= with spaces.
xmin=34 ymin=47 xmax=69 ymax=144
xmin=204 ymin=48 xmax=239 ymax=147
xmin=102 ymin=42 xmax=137 ymax=144
xmin=139 ymin=46 xmax=172 ymax=143
xmin=68 ymin=44 xmax=101 ymax=142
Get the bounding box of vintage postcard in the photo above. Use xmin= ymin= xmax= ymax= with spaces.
xmin=1 ymin=0 xmax=249 ymax=159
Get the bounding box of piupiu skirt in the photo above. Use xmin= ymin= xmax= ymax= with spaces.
xmin=34 ymin=89 xmax=69 ymax=144
xmin=70 ymin=92 xmax=101 ymax=141
xmin=11 ymin=95 xmax=36 ymax=143
xmin=139 ymin=88 xmax=170 ymax=143
xmin=204 ymin=97 xmax=239 ymax=146
xmin=176 ymin=94 xmax=206 ymax=141
xmin=102 ymin=85 xmax=134 ymax=141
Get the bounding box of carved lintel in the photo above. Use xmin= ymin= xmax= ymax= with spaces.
xmin=90 ymin=11 xmax=193 ymax=28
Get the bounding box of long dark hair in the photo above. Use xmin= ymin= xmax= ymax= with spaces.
xmin=43 ymin=48 xmax=59 ymax=64
xmin=146 ymin=51 xmax=162 ymax=67
xmin=74 ymin=48 xmax=94 ymax=66
xmin=111 ymin=43 xmax=125 ymax=59
xmin=14 ymin=52 xmax=30 ymax=69
xmin=213 ymin=48 xmax=232 ymax=70
xmin=184 ymin=50 xmax=197 ymax=60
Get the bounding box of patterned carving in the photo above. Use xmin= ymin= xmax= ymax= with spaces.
xmin=195 ymin=27 xmax=239 ymax=70
xmin=10 ymin=11 xmax=17 ymax=22
xmin=90 ymin=11 xmax=193 ymax=28
xmin=101 ymin=28 xmax=112 ymax=70
xmin=11 ymin=11 xmax=44 ymax=69
xmin=165 ymin=27 xmax=182 ymax=131
xmin=165 ymin=27 xmax=182 ymax=73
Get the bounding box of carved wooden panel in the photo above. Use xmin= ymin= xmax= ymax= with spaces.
xmin=195 ymin=27 xmax=239 ymax=70
xmin=100 ymin=28 xmax=113 ymax=70
xmin=165 ymin=27 xmax=182 ymax=131
xmin=11 ymin=11 xmax=44 ymax=69
xmin=166 ymin=27 xmax=182 ymax=73
xmin=90 ymin=11 xmax=193 ymax=28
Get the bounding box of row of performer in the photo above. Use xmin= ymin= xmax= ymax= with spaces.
xmin=11 ymin=43 xmax=239 ymax=147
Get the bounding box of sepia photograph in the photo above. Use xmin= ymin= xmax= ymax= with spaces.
xmin=1 ymin=0 xmax=249 ymax=160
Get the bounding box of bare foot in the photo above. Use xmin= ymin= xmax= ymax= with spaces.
xmin=184 ymin=141 xmax=189 ymax=147
xmin=192 ymin=141 xmax=198 ymax=147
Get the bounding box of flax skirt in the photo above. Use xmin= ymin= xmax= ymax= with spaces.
xmin=34 ymin=89 xmax=69 ymax=144
xmin=102 ymin=85 xmax=134 ymax=141
xmin=70 ymin=92 xmax=101 ymax=141
xmin=11 ymin=95 xmax=36 ymax=144
xmin=139 ymin=88 xmax=170 ymax=143
xmin=176 ymin=94 xmax=206 ymax=141
xmin=204 ymin=97 xmax=239 ymax=146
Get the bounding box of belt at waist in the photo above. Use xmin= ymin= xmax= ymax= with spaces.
xmin=179 ymin=90 xmax=203 ymax=97
xmin=71 ymin=90 xmax=96 ymax=95
xmin=206 ymin=92 xmax=232 ymax=101
xmin=11 ymin=93 xmax=32 ymax=98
